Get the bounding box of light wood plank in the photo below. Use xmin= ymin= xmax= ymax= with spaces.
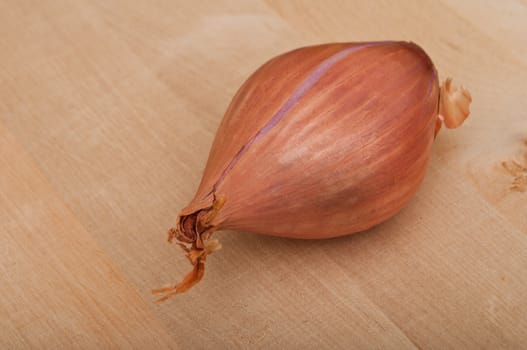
xmin=1 ymin=0 xmax=526 ymax=348
xmin=0 ymin=125 xmax=175 ymax=348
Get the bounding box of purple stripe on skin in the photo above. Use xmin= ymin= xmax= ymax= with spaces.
xmin=208 ymin=41 xmax=398 ymax=195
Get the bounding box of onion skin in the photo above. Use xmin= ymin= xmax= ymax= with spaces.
xmin=184 ymin=41 xmax=439 ymax=238
xmin=154 ymin=41 xmax=472 ymax=301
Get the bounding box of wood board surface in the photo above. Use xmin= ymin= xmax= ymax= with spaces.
xmin=1 ymin=0 xmax=526 ymax=348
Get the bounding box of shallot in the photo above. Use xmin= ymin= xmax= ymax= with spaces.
xmin=153 ymin=41 xmax=472 ymax=301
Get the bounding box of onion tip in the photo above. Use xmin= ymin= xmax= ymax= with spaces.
xmin=439 ymin=77 xmax=472 ymax=129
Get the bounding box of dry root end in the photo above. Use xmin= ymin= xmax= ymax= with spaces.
xmin=438 ymin=78 xmax=472 ymax=129
xmin=152 ymin=239 xmax=222 ymax=303
xmin=153 ymin=194 xmax=226 ymax=302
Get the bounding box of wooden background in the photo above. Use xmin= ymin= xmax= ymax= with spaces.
xmin=1 ymin=0 xmax=526 ymax=348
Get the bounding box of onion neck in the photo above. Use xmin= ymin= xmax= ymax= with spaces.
xmin=438 ymin=78 xmax=472 ymax=129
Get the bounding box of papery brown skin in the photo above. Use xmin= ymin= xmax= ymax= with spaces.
xmin=183 ymin=41 xmax=439 ymax=237
xmin=153 ymin=41 xmax=472 ymax=300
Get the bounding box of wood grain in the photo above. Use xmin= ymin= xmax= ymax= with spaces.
xmin=1 ymin=0 xmax=526 ymax=348
xmin=0 ymin=125 xmax=175 ymax=348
